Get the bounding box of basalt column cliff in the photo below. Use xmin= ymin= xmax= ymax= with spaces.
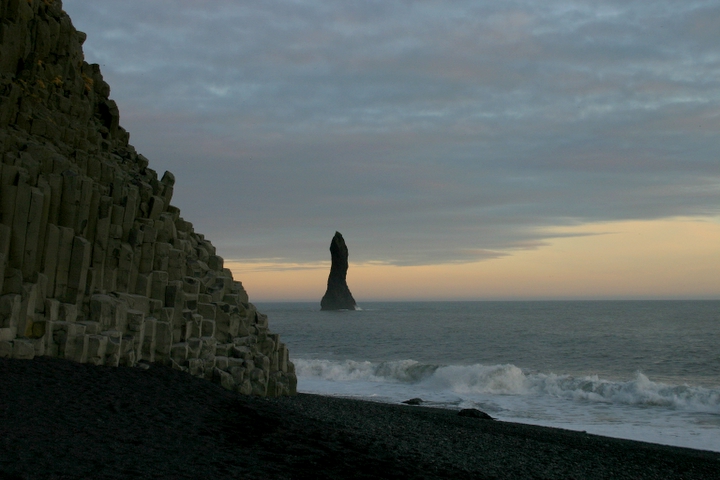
xmin=0 ymin=0 xmax=296 ymax=396
xmin=320 ymin=231 xmax=357 ymax=310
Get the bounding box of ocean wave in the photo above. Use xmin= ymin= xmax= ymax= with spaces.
xmin=293 ymin=358 xmax=720 ymax=412
xmin=295 ymin=358 xmax=438 ymax=383
xmin=533 ymin=372 xmax=720 ymax=411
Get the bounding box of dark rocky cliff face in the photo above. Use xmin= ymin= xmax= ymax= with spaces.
xmin=320 ymin=231 xmax=357 ymax=310
xmin=0 ymin=0 xmax=295 ymax=396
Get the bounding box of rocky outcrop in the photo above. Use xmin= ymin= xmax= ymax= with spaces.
xmin=0 ymin=0 xmax=295 ymax=396
xmin=320 ymin=231 xmax=357 ymax=310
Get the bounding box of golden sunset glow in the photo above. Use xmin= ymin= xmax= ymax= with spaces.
xmin=228 ymin=217 xmax=720 ymax=302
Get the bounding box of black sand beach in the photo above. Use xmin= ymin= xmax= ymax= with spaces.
xmin=1 ymin=357 xmax=719 ymax=479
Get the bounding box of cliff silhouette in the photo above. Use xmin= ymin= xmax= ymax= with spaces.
xmin=0 ymin=0 xmax=295 ymax=396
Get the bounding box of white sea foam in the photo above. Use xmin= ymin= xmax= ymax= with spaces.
xmin=295 ymin=358 xmax=437 ymax=383
xmin=293 ymin=358 xmax=720 ymax=451
xmin=294 ymin=358 xmax=720 ymax=413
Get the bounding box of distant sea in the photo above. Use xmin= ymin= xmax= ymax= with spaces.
xmin=256 ymin=300 xmax=720 ymax=452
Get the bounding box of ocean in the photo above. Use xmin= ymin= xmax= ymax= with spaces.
xmin=255 ymin=300 xmax=720 ymax=452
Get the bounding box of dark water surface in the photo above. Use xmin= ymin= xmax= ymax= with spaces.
xmin=256 ymin=300 xmax=720 ymax=451
xmin=259 ymin=300 xmax=720 ymax=386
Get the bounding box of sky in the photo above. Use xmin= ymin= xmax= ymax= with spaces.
xmin=62 ymin=0 xmax=720 ymax=301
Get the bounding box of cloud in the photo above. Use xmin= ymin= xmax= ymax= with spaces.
xmin=62 ymin=0 xmax=720 ymax=266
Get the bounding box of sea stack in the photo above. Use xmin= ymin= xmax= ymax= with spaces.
xmin=320 ymin=232 xmax=357 ymax=311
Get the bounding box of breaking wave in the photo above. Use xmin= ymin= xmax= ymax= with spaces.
xmin=293 ymin=358 xmax=720 ymax=412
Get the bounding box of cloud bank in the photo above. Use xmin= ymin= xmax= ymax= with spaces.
xmin=63 ymin=0 xmax=720 ymax=266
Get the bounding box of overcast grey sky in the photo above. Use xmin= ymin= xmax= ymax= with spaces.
xmin=63 ymin=0 xmax=720 ymax=267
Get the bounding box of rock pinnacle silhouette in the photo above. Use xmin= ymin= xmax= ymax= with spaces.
xmin=320 ymin=232 xmax=357 ymax=310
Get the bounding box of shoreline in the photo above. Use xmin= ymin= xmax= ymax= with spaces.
xmin=283 ymin=391 xmax=720 ymax=454
xmin=2 ymin=357 xmax=719 ymax=479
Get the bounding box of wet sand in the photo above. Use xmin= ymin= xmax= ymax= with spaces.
xmin=1 ymin=357 xmax=718 ymax=479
